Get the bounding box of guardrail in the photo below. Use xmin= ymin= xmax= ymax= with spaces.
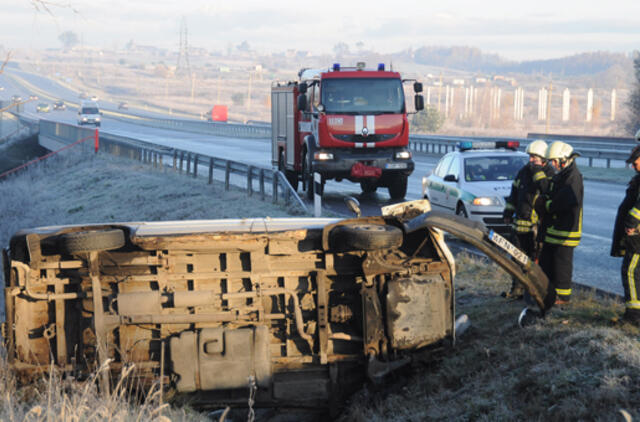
xmin=408 ymin=134 xmax=632 ymax=168
xmin=103 ymin=108 xmax=634 ymax=168
xmin=36 ymin=119 xmax=307 ymax=213
xmin=106 ymin=110 xmax=271 ymax=139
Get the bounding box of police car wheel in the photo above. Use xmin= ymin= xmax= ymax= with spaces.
xmin=456 ymin=203 xmax=468 ymax=218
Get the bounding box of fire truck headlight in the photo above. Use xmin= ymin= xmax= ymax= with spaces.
xmin=314 ymin=152 xmax=334 ymax=161
xmin=395 ymin=151 xmax=412 ymax=160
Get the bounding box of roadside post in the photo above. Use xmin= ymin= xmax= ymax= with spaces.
xmin=94 ymin=128 xmax=99 ymax=154
xmin=314 ymin=172 xmax=321 ymax=217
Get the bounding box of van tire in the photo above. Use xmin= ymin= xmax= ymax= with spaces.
xmin=61 ymin=229 xmax=125 ymax=254
xmin=329 ymin=224 xmax=403 ymax=251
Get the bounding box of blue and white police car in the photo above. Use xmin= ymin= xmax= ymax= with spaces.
xmin=422 ymin=141 xmax=528 ymax=235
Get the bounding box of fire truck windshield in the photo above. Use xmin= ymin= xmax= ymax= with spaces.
xmin=321 ymin=78 xmax=405 ymax=114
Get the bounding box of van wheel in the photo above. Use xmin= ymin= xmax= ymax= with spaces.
xmin=60 ymin=229 xmax=125 ymax=254
xmin=329 ymin=224 xmax=403 ymax=251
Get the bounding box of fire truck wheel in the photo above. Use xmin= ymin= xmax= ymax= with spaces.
xmin=360 ymin=180 xmax=377 ymax=194
xmin=329 ymin=224 xmax=403 ymax=251
xmin=60 ymin=229 xmax=125 ymax=254
xmin=388 ymin=175 xmax=408 ymax=200
xmin=279 ymin=150 xmax=298 ymax=191
xmin=302 ymin=153 xmax=323 ymax=200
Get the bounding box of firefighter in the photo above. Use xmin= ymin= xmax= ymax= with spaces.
xmin=502 ymin=140 xmax=554 ymax=297
xmin=611 ymin=139 xmax=640 ymax=324
xmin=538 ymin=141 xmax=584 ymax=306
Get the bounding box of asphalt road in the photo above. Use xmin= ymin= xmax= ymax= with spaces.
xmin=0 ymin=71 xmax=629 ymax=296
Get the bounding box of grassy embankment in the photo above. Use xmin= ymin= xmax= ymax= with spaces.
xmin=0 ymin=147 xmax=639 ymax=421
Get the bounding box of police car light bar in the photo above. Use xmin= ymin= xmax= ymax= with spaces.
xmin=457 ymin=141 xmax=520 ymax=151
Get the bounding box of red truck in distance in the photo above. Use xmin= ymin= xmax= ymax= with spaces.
xmin=271 ymin=62 xmax=424 ymax=200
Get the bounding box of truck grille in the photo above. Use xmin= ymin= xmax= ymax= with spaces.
xmin=333 ymin=134 xmax=395 ymax=143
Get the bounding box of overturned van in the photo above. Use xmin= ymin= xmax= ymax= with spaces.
xmin=1 ymin=200 xmax=549 ymax=409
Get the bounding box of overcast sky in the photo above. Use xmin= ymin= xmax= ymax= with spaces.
xmin=2 ymin=0 xmax=640 ymax=61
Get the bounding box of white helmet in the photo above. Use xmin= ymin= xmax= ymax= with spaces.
xmin=546 ymin=141 xmax=575 ymax=161
xmin=526 ymin=140 xmax=547 ymax=158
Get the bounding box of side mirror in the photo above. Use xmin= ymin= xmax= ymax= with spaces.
xmin=414 ymin=95 xmax=424 ymax=111
xmin=297 ymin=94 xmax=308 ymax=112
xmin=443 ymin=174 xmax=457 ymax=182
xmin=298 ymin=82 xmax=308 ymax=94
xmin=413 ymin=82 xmax=423 ymax=93
xmin=344 ymin=196 xmax=361 ymax=218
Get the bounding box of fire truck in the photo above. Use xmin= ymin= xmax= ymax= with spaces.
xmin=271 ymin=62 xmax=424 ymax=200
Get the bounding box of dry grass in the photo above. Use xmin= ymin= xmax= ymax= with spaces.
xmin=0 ymin=351 xmax=210 ymax=421
xmin=340 ymin=253 xmax=640 ymax=422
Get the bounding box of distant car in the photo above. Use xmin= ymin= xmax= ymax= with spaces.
xmin=52 ymin=101 xmax=66 ymax=111
xmin=79 ymin=92 xmax=88 ymax=99
xmin=0 ymin=86 xmax=4 ymax=91
xmin=422 ymin=141 xmax=528 ymax=235
xmin=90 ymin=95 xmax=99 ymax=101
xmin=29 ymin=94 xmax=38 ymax=100
xmin=36 ymin=103 xmax=50 ymax=113
xmin=11 ymin=95 xmax=22 ymax=103
xmin=77 ymin=100 xmax=101 ymax=126
xmin=118 ymin=101 xmax=128 ymax=110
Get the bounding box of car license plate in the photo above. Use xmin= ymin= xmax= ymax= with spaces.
xmin=385 ymin=163 xmax=407 ymax=169
xmin=488 ymin=230 xmax=530 ymax=267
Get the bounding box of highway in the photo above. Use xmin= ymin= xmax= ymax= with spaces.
xmin=0 ymin=70 xmax=628 ymax=296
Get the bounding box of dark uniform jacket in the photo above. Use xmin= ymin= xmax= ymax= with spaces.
xmin=542 ymin=161 xmax=583 ymax=247
xmin=611 ymin=173 xmax=640 ymax=256
xmin=504 ymin=163 xmax=554 ymax=233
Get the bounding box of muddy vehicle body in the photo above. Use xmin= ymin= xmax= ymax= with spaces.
xmin=2 ymin=201 xmax=549 ymax=409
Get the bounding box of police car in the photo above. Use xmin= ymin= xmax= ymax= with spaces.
xmin=422 ymin=141 xmax=528 ymax=234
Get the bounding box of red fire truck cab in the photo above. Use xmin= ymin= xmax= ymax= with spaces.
xmin=272 ymin=62 xmax=424 ymax=200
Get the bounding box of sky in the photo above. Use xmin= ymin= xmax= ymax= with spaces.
xmin=2 ymin=0 xmax=640 ymax=61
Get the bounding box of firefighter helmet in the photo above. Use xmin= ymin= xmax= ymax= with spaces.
xmin=626 ymin=145 xmax=640 ymax=164
xmin=526 ymin=140 xmax=547 ymax=158
xmin=546 ymin=141 xmax=576 ymax=161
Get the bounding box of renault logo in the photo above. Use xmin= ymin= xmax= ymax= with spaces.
xmin=361 ymin=127 xmax=369 ymax=137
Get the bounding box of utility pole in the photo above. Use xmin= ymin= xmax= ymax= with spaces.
xmin=247 ymin=71 xmax=253 ymax=113
xmin=176 ymin=16 xmax=191 ymax=77
xmin=545 ymin=80 xmax=553 ymax=134
xmin=216 ymin=74 xmax=221 ymax=104
xmin=190 ymin=72 xmax=196 ymax=103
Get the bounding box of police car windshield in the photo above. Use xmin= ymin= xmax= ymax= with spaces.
xmin=321 ymin=78 xmax=405 ymax=114
xmin=464 ymin=156 xmax=527 ymax=182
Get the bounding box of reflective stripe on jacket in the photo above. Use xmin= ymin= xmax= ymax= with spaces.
xmin=543 ymin=161 xmax=584 ymax=248
xmin=505 ymin=163 xmax=552 ymax=233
